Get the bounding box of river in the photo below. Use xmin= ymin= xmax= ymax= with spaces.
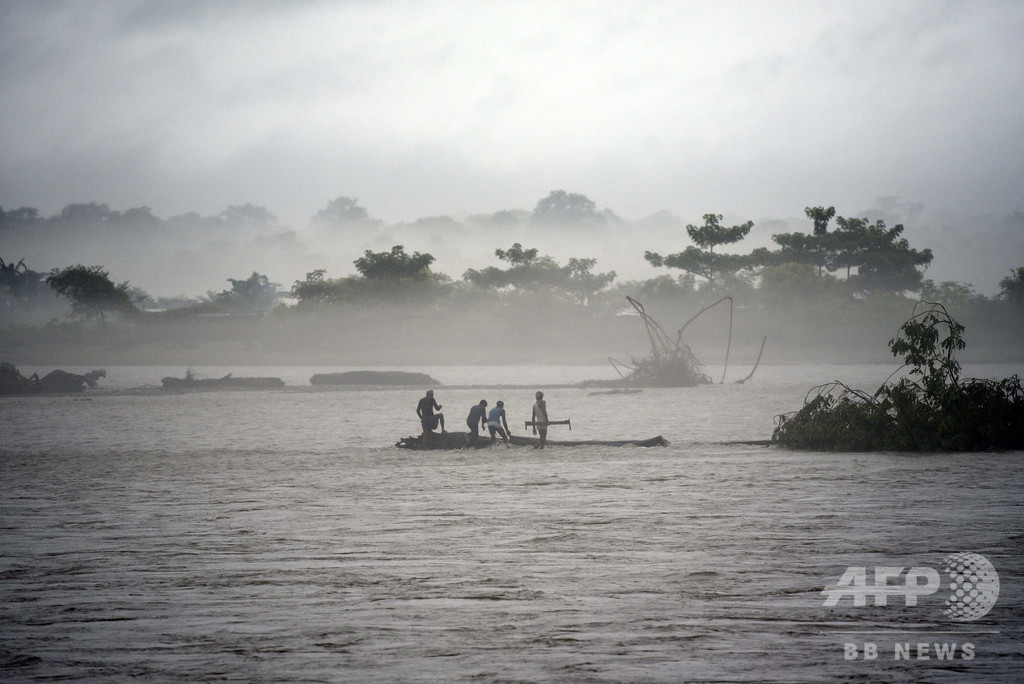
xmin=1 ymin=364 xmax=1022 ymax=682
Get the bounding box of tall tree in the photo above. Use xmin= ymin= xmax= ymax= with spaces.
xmin=311 ymin=196 xmax=377 ymax=227
xmin=562 ymin=258 xmax=616 ymax=306
xmin=645 ymin=213 xmax=754 ymax=290
xmin=804 ymin=206 xmax=836 ymax=236
xmin=464 ymin=243 xmax=560 ymax=293
xmin=835 ymin=217 xmax=932 ymax=294
xmin=220 ymin=272 xmax=283 ymax=312
xmin=354 ymin=245 xmax=435 ymax=281
xmin=462 ymin=243 xmax=613 ymax=303
xmin=46 ymin=264 xmax=142 ymax=322
xmin=532 ymin=190 xmax=605 ymax=227
xmin=219 ymin=204 xmax=278 ymax=231
xmin=998 ymin=267 xmax=1024 ymax=306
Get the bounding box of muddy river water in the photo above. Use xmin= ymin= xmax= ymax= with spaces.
xmin=2 ymin=364 xmax=1022 ymax=681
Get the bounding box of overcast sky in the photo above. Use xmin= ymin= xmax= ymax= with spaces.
xmin=2 ymin=0 xmax=1023 ymax=292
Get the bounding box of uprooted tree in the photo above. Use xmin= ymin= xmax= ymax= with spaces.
xmin=773 ymin=301 xmax=1024 ymax=451
xmin=606 ymin=296 xmax=764 ymax=387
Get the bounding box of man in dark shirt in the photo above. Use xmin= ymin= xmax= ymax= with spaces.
xmin=466 ymin=399 xmax=488 ymax=446
xmin=417 ymin=390 xmax=445 ymax=447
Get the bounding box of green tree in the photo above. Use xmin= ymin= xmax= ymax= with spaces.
xmin=463 ymin=243 xmax=614 ymax=303
xmin=0 ymin=206 xmax=41 ymax=230
xmin=532 ymin=190 xmax=605 ymax=227
xmin=354 ymin=245 xmax=435 ymax=281
xmin=562 ymin=258 xmax=616 ymax=306
xmin=645 ymin=213 xmax=754 ymax=290
xmin=463 ymin=243 xmax=561 ymax=293
xmin=290 ymin=269 xmax=355 ymax=306
xmin=920 ymin=280 xmax=983 ymax=308
xmin=837 ymin=218 xmax=932 ymax=294
xmin=804 ymin=205 xmax=836 ymax=236
xmin=999 ymin=267 xmax=1024 ymax=306
xmin=768 ymin=231 xmax=829 ymax=275
xmin=219 ymin=204 xmax=278 ymax=230
xmin=45 ymin=264 xmax=143 ymax=322
xmin=57 ymin=202 xmax=112 ymax=227
xmin=219 ymin=272 xmax=284 ymax=312
xmin=311 ymin=196 xmax=379 ymax=228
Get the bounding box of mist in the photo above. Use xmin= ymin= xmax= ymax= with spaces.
xmin=3 ymin=1 xmax=1024 ymax=368
xmin=2 ymin=1 xmax=1023 ymax=290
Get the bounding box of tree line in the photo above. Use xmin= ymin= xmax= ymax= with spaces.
xmin=3 ymin=194 xmax=1023 ymax=323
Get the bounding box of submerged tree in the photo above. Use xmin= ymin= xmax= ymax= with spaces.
xmin=773 ymin=301 xmax=1024 ymax=451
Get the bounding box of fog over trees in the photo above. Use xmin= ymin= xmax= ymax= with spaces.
xmin=2 ymin=191 xmax=1022 ymax=366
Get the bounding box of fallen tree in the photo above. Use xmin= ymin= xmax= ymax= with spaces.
xmin=310 ymin=370 xmax=440 ymax=386
xmin=773 ymin=301 xmax=1024 ymax=451
xmin=601 ymin=296 xmax=765 ymax=387
xmin=396 ymin=432 xmax=668 ymax=450
xmin=0 ymin=361 xmax=106 ymax=394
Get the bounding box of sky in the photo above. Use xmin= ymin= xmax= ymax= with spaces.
xmin=2 ymin=0 xmax=1023 ymax=294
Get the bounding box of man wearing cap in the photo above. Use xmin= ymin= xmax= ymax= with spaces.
xmin=417 ymin=389 xmax=445 ymax=448
xmin=531 ymin=391 xmax=548 ymax=449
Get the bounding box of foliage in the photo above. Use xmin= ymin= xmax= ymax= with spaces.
xmin=463 ymin=243 xmax=615 ymax=304
xmin=999 ymin=267 xmax=1024 ymax=306
xmin=311 ymin=196 xmax=375 ymax=227
xmin=1 ymin=257 xmax=55 ymax=311
xmin=219 ymin=204 xmax=278 ymax=230
xmin=562 ymin=258 xmax=616 ymax=306
xmin=45 ymin=264 xmax=143 ymax=322
xmin=764 ymin=211 xmax=934 ymax=296
xmin=804 ymin=206 xmax=836 ymax=236
xmin=836 ymin=217 xmax=933 ymax=294
xmin=758 ymin=262 xmax=842 ymax=302
xmin=354 ymin=245 xmax=435 ymax=281
xmin=773 ymin=301 xmax=1024 ymax=451
xmin=532 ymin=190 xmax=605 ymax=227
xmin=216 ymin=272 xmax=284 ymax=313
xmin=0 ymin=206 xmax=41 ymax=229
xmin=290 ymin=247 xmax=448 ymax=307
xmin=645 ymin=213 xmax=754 ymax=290
xmin=920 ymin=279 xmax=983 ymax=308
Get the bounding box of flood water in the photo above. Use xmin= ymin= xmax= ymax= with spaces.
xmin=2 ymin=364 xmax=1022 ymax=682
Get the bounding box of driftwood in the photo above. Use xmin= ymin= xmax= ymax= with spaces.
xmin=396 ymin=431 xmax=668 ymax=450
xmin=161 ymin=370 xmax=284 ymax=390
xmin=310 ymin=370 xmax=440 ymax=386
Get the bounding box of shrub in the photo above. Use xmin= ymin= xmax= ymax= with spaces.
xmin=773 ymin=301 xmax=1024 ymax=451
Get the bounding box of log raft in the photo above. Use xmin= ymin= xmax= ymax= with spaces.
xmin=395 ymin=431 xmax=668 ymax=450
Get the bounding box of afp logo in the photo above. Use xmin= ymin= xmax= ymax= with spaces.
xmin=822 ymin=552 xmax=999 ymax=621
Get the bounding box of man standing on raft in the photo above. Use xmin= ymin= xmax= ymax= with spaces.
xmin=417 ymin=389 xmax=445 ymax=448
xmin=488 ymin=400 xmax=511 ymax=446
xmin=466 ymin=399 xmax=488 ymax=446
xmin=531 ymin=391 xmax=548 ymax=449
